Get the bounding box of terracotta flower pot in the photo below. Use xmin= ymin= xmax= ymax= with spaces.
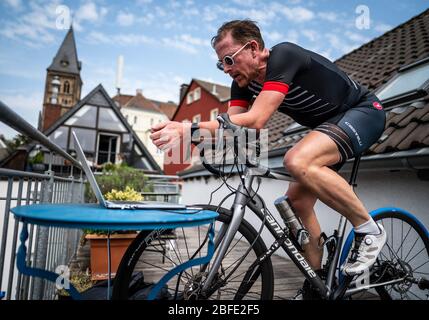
xmin=85 ymin=233 xmax=137 ymax=281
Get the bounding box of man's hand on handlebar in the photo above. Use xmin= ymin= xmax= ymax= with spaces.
xmin=150 ymin=121 xmax=191 ymax=151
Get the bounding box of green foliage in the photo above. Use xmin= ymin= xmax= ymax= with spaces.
xmin=5 ymin=134 xmax=29 ymax=152
xmin=28 ymin=151 xmax=44 ymax=164
xmin=85 ymin=163 xmax=152 ymax=203
xmin=57 ymin=271 xmax=95 ymax=297
xmin=83 ymin=163 xmax=152 ymax=236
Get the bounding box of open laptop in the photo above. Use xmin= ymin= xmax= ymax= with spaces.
xmin=72 ymin=131 xmax=187 ymax=210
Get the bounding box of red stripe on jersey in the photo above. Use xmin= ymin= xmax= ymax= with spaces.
xmin=228 ymin=99 xmax=249 ymax=108
xmin=262 ymin=81 xmax=289 ymax=95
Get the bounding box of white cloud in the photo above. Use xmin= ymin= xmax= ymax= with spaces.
xmin=136 ymin=13 xmax=155 ymax=25
xmin=301 ymin=29 xmax=317 ymax=42
xmin=117 ymin=11 xmax=135 ymax=26
xmin=73 ymin=2 xmax=108 ymax=30
xmin=318 ymin=11 xmax=338 ymax=22
xmin=263 ymin=31 xmax=284 ymax=43
xmin=231 ymin=0 xmax=256 ymax=7
xmin=345 ymin=31 xmax=371 ymax=43
xmin=86 ymin=31 xmax=154 ymax=46
xmin=285 ymin=30 xmax=300 ymax=43
xmin=203 ymin=8 xmax=217 ymax=22
xmin=180 ymin=34 xmax=210 ymax=47
xmin=4 ymin=0 xmax=22 ymax=10
xmin=0 ymin=91 xmax=43 ymax=137
xmin=159 ymin=33 xmax=210 ymax=54
xmin=119 ymin=72 xmax=186 ymax=103
xmin=374 ymin=23 xmax=393 ymax=33
xmin=278 ymin=5 xmax=315 ymax=22
xmin=86 ymin=31 xmax=110 ymax=44
xmin=0 ymin=1 xmax=60 ymax=46
xmin=162 ymin=37 xmax=198 ymax=54
xmin=183 ymin=7 xmax=199 ymax=16
xmin=136 ymin=0 xmax=153 ymax=5
xmin=326 ymin=33 xmax=359 ymax=55
xmin=246 ymin=9 xmax=277 ymax=25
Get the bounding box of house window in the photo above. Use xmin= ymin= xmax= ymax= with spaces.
xmin=210 ymin=108 xmax=219 ymax=121
xmin=376 ymin=59 xmax=429 ymax=101
xmin=192 ymin=114 xmax=201 ymax=123
xmin=97 ymin=133 xmax=119 ymax=165
xmin=193 ymin=87 xmax=201 ymax=101
xmin=64 ymin=81 xmax=70 ymax=94
xmin=186 ymin=92 xmax=194 ymax=104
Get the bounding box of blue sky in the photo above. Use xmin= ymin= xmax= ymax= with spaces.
xmin=0 ymin=0 xmax=428 ymax=139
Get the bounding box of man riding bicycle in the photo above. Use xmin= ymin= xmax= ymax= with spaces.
xmin=150 ymin=19 xmax=387 ymax=296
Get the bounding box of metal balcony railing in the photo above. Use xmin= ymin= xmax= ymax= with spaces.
xmin=0 ymin=100 xmax=180 ymax=300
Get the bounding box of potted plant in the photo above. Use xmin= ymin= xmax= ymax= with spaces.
xmin=56 ymin=271 xmax=95 ymax=300
xmin=83 ymin=163 xmax=152 ymax=281
xmin=28 ymin=150 xmax=46 ymax=172
xmin=84 ymin=186 xmax=142 ymax=280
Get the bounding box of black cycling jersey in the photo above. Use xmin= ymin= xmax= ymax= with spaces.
xmin=230 ymin=42 xmax=370 ymax=128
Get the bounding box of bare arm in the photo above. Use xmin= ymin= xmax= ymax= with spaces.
xmin=199 ymin=90 xmax=285 ymax=132
xmin=150 ymin=90 xmax=285 ymax=150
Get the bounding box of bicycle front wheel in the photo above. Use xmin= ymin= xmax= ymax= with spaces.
xmin=112 ymin=205 xmax=274 ymax=300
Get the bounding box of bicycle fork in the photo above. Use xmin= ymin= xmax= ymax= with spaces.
xmin=201 ymin=176 xmax=255 ymax=295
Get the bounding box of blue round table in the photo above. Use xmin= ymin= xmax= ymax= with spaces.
xmin=11 ymin=203 xmax=218 ymax=300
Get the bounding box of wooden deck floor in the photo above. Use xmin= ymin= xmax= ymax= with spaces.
xmin=136 ymin=226 xmax=308 ymax=300
xmin=71 ymin=226 xmax=377 ymax=300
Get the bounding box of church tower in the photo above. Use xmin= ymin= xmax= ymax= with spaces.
xmin=41 ymin=26 xmax=83 ymax=131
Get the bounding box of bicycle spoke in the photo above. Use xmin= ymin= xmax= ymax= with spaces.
xmin=407 ymin=288 xmax=423 ymax=300
xmin=198 ymin=226 xmax=201 ymax=260
xmin=140 ymin=260 xmax=191 ymax=280
xmin=413 ymin=271 xmax=429 ymax=275
xmin=403 ymin=236 xmax=420 ymax=262
xmin=412 ymin=259 xmax=429 ymax=272
xmin=181 ymin=227 xmax=194 ymax=277
xmin=391 ymin=218 xmax=394 ymax=254
xmin=395 ymin=224 xmax=412 ymax=258
xmin=405 ymin=246 xmax=426 ymax=265
xmin=401 ymin=220 xmax=404 ymax=259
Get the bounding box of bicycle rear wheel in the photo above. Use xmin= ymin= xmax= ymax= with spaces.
xmin=112 ymin=205 xmax=274 ymax=300
xmin=372 ymin=210 xmax=429 ymax=300
xmin=343 ymin=209 xmax=429 ymax=300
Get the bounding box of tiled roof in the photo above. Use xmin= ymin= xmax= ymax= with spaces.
xmin=112 ymin=94 xmax=133 ymax=107
xmin=335 ymin=9 xmax=429 ymax=90
xmin=124 ymin=92 xmax=162 ymax=113
xmin=370 ymin=100 xmax=429 ymax=153
xmin=150 ymin=100 xmax=178 ymax=119
xmin=47 ymin=27 xmax=81 ymax=75
xmin=112 ymin=92 xmax=178 ymax=118
xmin=267 ymin=9 xmax=429 ymax=157
xmin=195 ymin=79 xmax=230 ymax=102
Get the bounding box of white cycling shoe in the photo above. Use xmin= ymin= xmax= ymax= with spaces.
xmin=342 ymin=223 xmax=387 ymax=276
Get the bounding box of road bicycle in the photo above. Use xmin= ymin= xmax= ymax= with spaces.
xmin=112 ymin=114 xmax=429 ymax=300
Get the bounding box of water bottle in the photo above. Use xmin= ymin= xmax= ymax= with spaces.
xmin=274 ymin=195 xmax=310 ymax=246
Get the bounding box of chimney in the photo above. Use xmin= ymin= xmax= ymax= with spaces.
xmin=116 ymin=55 xmax=124 ymax=95
xmin=212 ymin=84 xmax=217 ymax=95
xmin=180 ymin=83 xmax=189 ymax=102
xmin=136 ymin=88 xmax=143 ymax=96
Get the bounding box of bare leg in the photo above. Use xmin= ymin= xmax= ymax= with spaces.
xmin=284 ymin=131 xmax=370 ymax=228
xmin=286 ymin=182 xmax=322 ymax=270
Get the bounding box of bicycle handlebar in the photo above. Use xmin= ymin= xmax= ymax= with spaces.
xmin=193 ymin=113 xmax=260 ymax=177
